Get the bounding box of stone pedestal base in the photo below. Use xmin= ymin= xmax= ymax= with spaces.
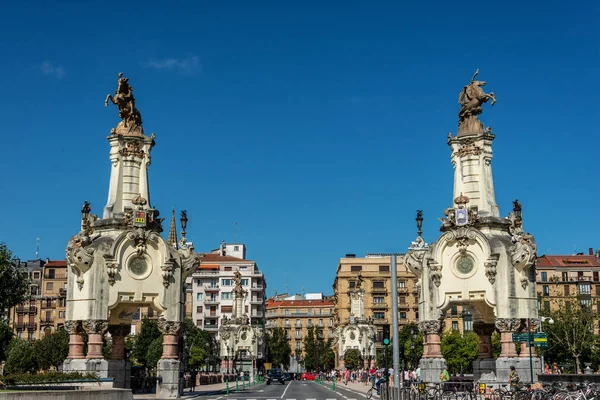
xmin=420 ymin=357 xmax=446 ymax=383
xmin=157 ymin=358 xmax=183 ymax=399
xmin=495 ymin=357 xmax=540 ymax=384
xmin=107 ymin=360 xmax=131 ymax=389
xmin=63 ymin=358 xmax=109 ymax=379
xmin=473 ymin=358 xmax=497 ymax=382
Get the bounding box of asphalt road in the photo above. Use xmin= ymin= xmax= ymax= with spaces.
xmin=197 ymin=380 xmax=372 ymax=400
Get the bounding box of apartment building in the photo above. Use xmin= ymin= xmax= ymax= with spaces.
xmin=10 ymin=259 xmax=67 ymax=340
xmin=333 ymin=253 xmax=419 ymax=344
xmin=536 ymin=249 xmax=600 ymax=313
xmin=191 ymin=243 xmax=266 ymax=339
xmin=265 ymin=293 xmax=335 ymax=371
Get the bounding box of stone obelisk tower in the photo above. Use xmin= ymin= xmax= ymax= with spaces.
xmin=63 ymin=73 xmax=199 ymax=398
xmin=403 ymin=70 xmax=538 ymax=383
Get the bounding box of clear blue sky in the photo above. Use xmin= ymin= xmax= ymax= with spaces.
xmin=0 ymin=1 xmax=598 ymax=297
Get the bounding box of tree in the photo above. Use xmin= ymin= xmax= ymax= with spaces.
xmin=35 ymin=328 xmax=69 ymax=370
xmin=492 ymin=331 xmax=501 ymax=359
xmin=265 ymin=327 xmax=291 ymax=370
xmin=0 ymin=320 xmax=14 ymax=361
xmin=5 ymin=339 xmax=38 ymax=374
xmin=441 ymin=330 xmax=479 ymax=374
xmin=545 ymin=296 xmax=596 ymax=373
xmin=0 ymin=243 xmax=29 ymax=317
xmin=132 ymin=318 xmax=161 ymax=370
xmin=400 ymin=324 xmax=424 ymax=368
xmin=344 ymin=348 xmax=363 ymax=369
xmin=147 ymin=336 xmax=163 ymax=371
xmin=302 ymin=326 xmax=332 ymax=371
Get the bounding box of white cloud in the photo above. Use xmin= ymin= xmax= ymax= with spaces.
xmin=41 ymin=61 xmax=66 ymax=79
xmin=143 ymin=55 xmax=201 ymax=74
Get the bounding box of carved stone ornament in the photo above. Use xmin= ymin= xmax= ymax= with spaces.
xmin=179 ymin=247 xmax=201 ymax=275
xmin=82 ymin=319 xmax=108 ymax=334
xmin=107 ymin=263 xmax=118 ymax=286
xmin=126 ymin=228 xmax=158 ymax=256
xmin=118 ymin=140 xmax=145 ymax=158
xmin=64 ymin=320 xmax=82 ymax=335
xmin=158 ymin=318 xmax=182 ymax=335
xmin=427 ymin=260 xmax=442 ymax=287
xmin=108 ymin=324 xmax=131 ymax=337
xmin=66 ymin=233 xmax=97 ymax=290
xmin=510 ymin=232 xmax=537 ymax=272
xmin=444 ymin=226 xmax=478 ymax=255
xmin=495 ymin=318 xmax=522 ymax=333
xmin=419 ymin=319 xmax=443 ymax=335
xmin=455 ymin=142 xmax=483 ymax=158
xmin=484 ymin=254 xmax=500 ymax=284
xmin=160 ymin=260 xmax=175 ymax=288
xmin=403 ymin=249 xmax=425 ymax=277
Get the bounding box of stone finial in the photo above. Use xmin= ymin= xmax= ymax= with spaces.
xmin=167 ymin=208 xmax=178 ymax=249
xmin=454 ymin=192 xmax=470 ymax=206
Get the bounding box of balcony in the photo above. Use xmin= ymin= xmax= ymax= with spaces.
xmin=373 ymin=319 xmax=388 ymax=325
xmin=250 ymin=285 xmax=264 ymax=291
xmin=59 ymin=288 xmax=67 ymax=297
xmin=40 ymin=318 xmax=55 ymax=325
xmin=16 ymin=306 xmax=37 ymax=313
xmin=250 ymin=298 xmax=263 ymax=304
xmin=251 ymin=312 xmax=264 ymax=318
xmin=372 ymin=303 xmax=388 ymax=309
xmin=204 ymin=325 xmax=219 ymax=331
xmin=204 ymin=285 xmax=219 ymax=291
xmin=197 ymin=270 xmax=219 ymax=276
xmin=398 ymin=303 xmax=410 ymax=309
xmin=204 ymin=313 xmax=218 ymax=318
xmin=371 ymin=287 xmax=387 ymax=294
xmin=44 ymin=274 xmax=67 ymax=280
xmin=204 ymin=299 xmax=220 ymax=304
xmin=15 ymin=322 xmax=37 ymax=330
xmin=397 ymin=287 xmax=409 ymax=294
xmin=41 ymin=303 xmax=55 ymax=309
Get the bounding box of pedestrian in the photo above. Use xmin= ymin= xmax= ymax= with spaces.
xmin=509 ymin=366 xmax=519 ymax=390
xmin=190 ymin=369 xmax=198 ymax=392
xmin=369 ymin=366 xmax=377 ymax=387
xmin=439 ymin=366 xmax=450 ymax=383
xmin=416 ymin=366 xmax=421 ymax=383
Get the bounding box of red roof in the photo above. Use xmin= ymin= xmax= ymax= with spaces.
xmin=45 ymin=260 xmax=67 ymax=267
xmin=200 ymin=254 xmax=252 ymax=262
xmin=266 ymin=299 xmax=334 ymax=309
xmin=537 ymin=255 xmax=600 ymax=267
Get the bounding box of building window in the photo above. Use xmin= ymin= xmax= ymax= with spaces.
xmin=578 ymin=272 xmax=584 ymax=279
xmin=329 ymin=318 xmax=333 ymax=326
xmin=373 ymin=297 xmax=385 ymax=304
xmin=296 ymin=329 xmax=301 ymax=338
xmin=295 ymin=319 xmax=301 ymax=327
xmin=564 ymin=285 xmax=569 ymax=296
xmin=46 ymin=282 xmax=53 ymax=291
xmin=221 ymin=292 xmax=232 ymax=300
xmin=463 ymin=312 xmax=473 ymax=332
xmin=196 ymin=306 xmax=203 ymax=313
xmin=196 ymin=293 xmax=203 ymax=300
xmin=241 ymin=279 xmax=249 ymax=286
xmin=234 ymin=245 xmax=239 ymax=251
xmin=224 ymin=267 xmax=232 ymax=271
xmin=451 ymin=305 xmax=458 ymax=315
xmin=398 ymin=281 xmax=406 ymax=288
xmin=221 ymin=306 xmax=233 ymax=313
xmin=543 ymin=285 xmax=549 ymax=296
xmin=541 ymin=272 xmax=547 ymax=282
xmin=595 ymin=285 xmax=600 ymax=296
xmin=196 ymin=320 xmax=202 ymax=326
xmin=373 ymin=312 xmax=385 ymax=319
xmin=373 ymin=281 xmax=385 ymax=289
xmin=451 ymin=321 xmax=458 ymax=331
xmin=349 ymin=281 xmax=356 ymax=289
xmin=296 ymin=341 xmax=301 ymax=350
xmin=285 ymin=319 xmax=289 ymax=326
xmin=307 ymin=319 xmax=312 ymax=327
xmin=47 ymin=269 xmax=56 ymax=279
xmin=581 ymin=299 xmax=592 ymax=308
xmin=562 ymin=272 xmax=568 ymax=281
xmin=594 ymin=272 xmax=599 ymax=282
xmin=399 ymin=312 xmax=406 ymax=319
xmin=579 ymin=284 xmax=591 ymax=295
xmin=284 ymin=309 xmax=289 ymax=315
xmin=58 ymin=311 xmax=64 ymax=318
xmin=319 ymin=319 xmax=323 ymax=327
xmin=351 ymin=266 xmax=362 ymax=272
xmin=33 ymin=272 xmax=40 ymax=279
xmin=399 ymin=297 xmax=406 ymax=304
xmin=379 ymin=265 xmax=390 ymax=273
xmin=543 ymin=301 xmax=550 ymax=312
xmin=221 ymin=279 xmax=233 ymax=286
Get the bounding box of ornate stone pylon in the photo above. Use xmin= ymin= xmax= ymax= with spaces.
xmin=404 ymin=71 xmax=538 ymax=383
xmin=64 ymin=74 xmax=200 ymax=398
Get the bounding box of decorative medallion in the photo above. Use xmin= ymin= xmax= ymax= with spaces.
xmin=128 ymin=256 xmax=149 ymax=278
xmin=349 ymin=331 xmax=356 ymax=341
xmin=241 ymin=331 xmax=248 ymax=341
xmin=456 ymin=256 xmax=474 ymax=275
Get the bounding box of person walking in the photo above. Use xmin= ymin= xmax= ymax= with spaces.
xmin=509 ymin=366 xmax=519 ymax=390
xmin=189 ymin=369 xmax=198 ymax=392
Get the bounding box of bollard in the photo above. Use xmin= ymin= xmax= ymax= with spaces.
xmin=332 ymin=379 xmax=335 ymax=391
xmin=226 ymin=379 xmax=229 ymax=395
xmin=236 ymin=378 xmax=239 ymax=392
xmin=243 ymin=379 xmax=245 ymax=390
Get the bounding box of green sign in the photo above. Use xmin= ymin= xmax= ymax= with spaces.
xmin=512 ymin=332 xmax=548 ymax=347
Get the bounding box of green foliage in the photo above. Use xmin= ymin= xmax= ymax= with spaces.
xmin=344 ymin=348 xmax=363 ymax=369
xmin=492 ymin=331 xmax=501 ymax=359
xmin=400 ymin=324 xmax=423 ymax=368
xmin=5 ymin=339 xmax=38 ymax=374
xmin=265 ymin=327 xmax=291 ymax=370
xmin=441 ymin=330 xmax=479 ymax=374
xmin=131 ymin=318 xmax=161 ymax=370
xmin=0 ymin=243 xmax=30 ymax=319
xmin=35 ymin=328 xmax=69 ymax=370
xmin=376 ymin=344 xmax=392 ymax=368
xmin=0 ymin=320 xmax=14 ymax=361
xmin=2 ymin=371 xmax=99 ymax=386
xmin=302 ymin=326 xmax=332 ymax=371
xmin=147 ymin=336 xmax=163 ymax=370
xmin=544 ymin=296 xmax=597 ymax=373
xmin=182 ymin=319 xmax=219 ymax=371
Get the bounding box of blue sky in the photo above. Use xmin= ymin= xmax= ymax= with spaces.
xmin=0 ymin=1 xmax=598 ymax=297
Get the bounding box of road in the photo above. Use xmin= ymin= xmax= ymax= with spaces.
xmin=195 ymin=379 xmax=374 ymax=400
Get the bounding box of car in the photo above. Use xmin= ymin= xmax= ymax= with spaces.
xmin=301 ymin=372 xmax=317 ymax=381
xmin=266 ymin=368 xmax=286 ymax=385
xmin=282 ymin=373 xmax=293 ymax=381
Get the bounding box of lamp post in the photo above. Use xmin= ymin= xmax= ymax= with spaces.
xmin=411 ymin=326 xmax=417 ymax=369
xmin=226 ymin=345 xmax=230 ymax=374
xmin=538 ymin=317 xmax=554 ymax=373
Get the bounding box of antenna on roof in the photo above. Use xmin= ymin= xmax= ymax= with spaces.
xmin=36 ymin=237 xmax=40 ymax=259
xmin=286 ymin=274 xmax=288 ymax=295
xmin=234 ymin=222 xmax=238 ymax=242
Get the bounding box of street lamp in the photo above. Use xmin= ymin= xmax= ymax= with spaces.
xmin=226 ymin=345 xmax=230 ymax=374
xmin=411 ymin=326 xmax=417 ymax=369
xmin=538 ymin=317 xmax=554 ymax=373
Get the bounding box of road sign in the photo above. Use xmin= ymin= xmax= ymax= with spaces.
xmin=479 ymin=383 xmax=487 ymax=394
xmin=534 ymin=333 xmax=548 ymax=339
xmin=512 ymin=333 xmax=532 ymax=342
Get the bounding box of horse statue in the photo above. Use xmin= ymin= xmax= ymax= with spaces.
xmin=105 ymin=72 xmax=143 ymax=129
xmin=458 ymin=69 xmax=496 ymax=122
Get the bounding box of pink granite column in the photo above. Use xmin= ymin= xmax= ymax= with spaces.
xmin=473 ymin=322 xmax=495 ymax=358
xmin=158 ymin=318 xmax=182 ymax=359
xmin=495 ymin=318 xmax=521 ymax=358
xmin=65 ymin=320 xmax=85 ymax=359
xmin=420 ymin=320 xmax=443 ymax=358
xmin=83 ymin=320 xmax=108 ymax=359
xmin=109 ymin=325 xmax=131 ymax=360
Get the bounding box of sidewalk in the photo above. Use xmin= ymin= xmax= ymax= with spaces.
xmin=132 ymin=381 xmax=231 ymax=399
